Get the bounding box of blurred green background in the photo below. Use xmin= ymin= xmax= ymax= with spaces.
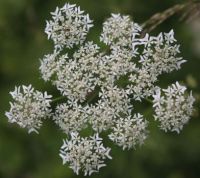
xmin=0 ymin=0 xmax=200 ymax=178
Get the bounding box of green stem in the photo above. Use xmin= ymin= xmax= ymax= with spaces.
xmin=51 ymin=96 xmax=66 ymax=103
xmin=145 ymin=98 xmax=153 ymax=104
xmin=84 ymin=89 xmax=99 ymax=106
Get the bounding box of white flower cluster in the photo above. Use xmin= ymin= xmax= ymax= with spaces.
xmin=60 ymin=132 xmax=112 ymax=176
xmin=54 ymin=42 xmax=102 ymax=102
xmin=109 ymin=114 xmax=148 ymax=150
xmin=88 ymin=86 xmax=133 ymax=133
xmin=39 ymin=50 xmax=61 ymax=82
xmin=5 ymin=85 xmax=52 ymax=133
xmin=152 ymin=82 xmax=195 ymax=133
xmin=100 ymin=13 xmax=141 ymax=49
xmin=45 ymin=3 xmax=93 ymax=49
xmin=5 ymin=3 xmax=196 ymax=176
xmin=53 ymin=102 xmax=88 ymax=134
xmin=128 ymin=30 xmax=186 ymax=100
xmin=40 ymin=41 xmax=102 ymax=102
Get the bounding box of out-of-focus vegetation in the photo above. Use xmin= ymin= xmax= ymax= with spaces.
xmin=0 ymin=0 xmax=200 ymax=178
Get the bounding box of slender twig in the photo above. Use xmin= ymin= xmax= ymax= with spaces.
xmin=141 ymin=1 xmax=200 ymax=35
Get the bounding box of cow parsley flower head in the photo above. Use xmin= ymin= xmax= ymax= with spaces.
xmin=100 ymin=47 xmax=137 ymax=86
xmin=5 ymin=85 xmax=52 ymax=133
xmin=53 ymin=102 xmax=88 ymax=134
xmin=152 ymin=82 xmax=195 ymax=133
xmin=87 ymin=86 xmax=132 ymax=133
xmin=52 ymin=41 xmax=101 ymax=102
xmin=45 ymin=3 xmax=93 ymax=49
xmin=109 ymin=114 xmax=148 ymax=150
xmin=128 ymin=30 xmax=186 ymax=100
xmin=60 ymin=132 xmax=112 ymax=176
xmin=5 ymin=2 xmax=196 ymax=176
xmin=100 ymin=13 xmax=141 ymax=48
xmin=39 ymin=50 xmax=63 ymax=82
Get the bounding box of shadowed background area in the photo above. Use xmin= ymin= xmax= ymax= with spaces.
xmin=0 ymin=0 xmax=200 ymax=178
